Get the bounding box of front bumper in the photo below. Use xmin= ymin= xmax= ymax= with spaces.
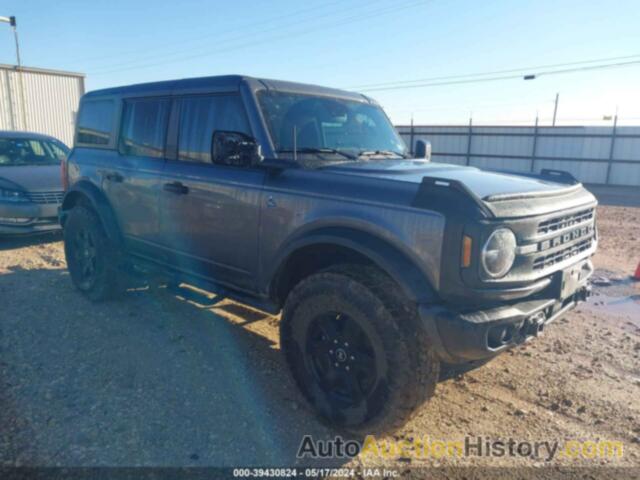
xmin=0 ymin=201 xmax=61 ymax=235
xmin=419 ymin=261 xmax=593 ymax=364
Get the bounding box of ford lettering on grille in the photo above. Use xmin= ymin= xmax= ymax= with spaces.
xmin=539 ymin=225 xmax=592 ymax=252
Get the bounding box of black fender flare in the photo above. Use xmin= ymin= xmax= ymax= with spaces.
xmin=267 ymin=226 xmax=438 ymax=305
xmin=60 ymin=180 xmax=123 ymax=246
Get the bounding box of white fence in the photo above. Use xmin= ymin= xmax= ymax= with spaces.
xmin=397 ymin=124 xmax=640 ymax=186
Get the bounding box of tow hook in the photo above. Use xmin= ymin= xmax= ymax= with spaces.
xmin=577 ymin=285 xmax=592 ymax=302
xmin=528 ymin=311 xmax=546 ymax=337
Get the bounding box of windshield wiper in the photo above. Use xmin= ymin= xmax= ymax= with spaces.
xmin=357 ymin=150 xmax=407 ymax=159
xmin=277 ymin=147 xmax=356 ymax=160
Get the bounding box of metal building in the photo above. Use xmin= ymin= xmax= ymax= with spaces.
xmin=0 ymin=64 xmax=85 ymax=146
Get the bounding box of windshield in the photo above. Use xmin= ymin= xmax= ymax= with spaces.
xmin=0 ymin=137 xmax=69 ymax=167
xmin=257 ymin=91 xmax=407 ymax=162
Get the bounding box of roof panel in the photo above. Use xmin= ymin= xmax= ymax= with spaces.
xmin=85 ymin=74 xmax=364 ymax=101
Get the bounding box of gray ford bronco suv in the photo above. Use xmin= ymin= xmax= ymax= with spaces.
xmin=60 ymin=75 xmax=597 ymax=434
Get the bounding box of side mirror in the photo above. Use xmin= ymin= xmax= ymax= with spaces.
xmin=415 ymin=140 xmax=431 ymax=161
xmin=212 ymin=131 xmax=263 ymax=166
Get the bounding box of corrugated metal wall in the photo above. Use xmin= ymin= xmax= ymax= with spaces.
xmin=0 ymin=65 xmax=84 ymax=146
xmin=397 ymin=125 xmax=640 ymax=186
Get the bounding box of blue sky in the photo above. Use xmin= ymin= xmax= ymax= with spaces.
xmin=1 ymin=0 xmax=639 ymax=125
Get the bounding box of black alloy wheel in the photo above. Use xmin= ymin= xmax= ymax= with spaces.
xmin=280 ymin=264 xmax=440 ymax=434
xmin=63 ymin=205 xmax=121 ymax=302
xmin=305 ymin=312 xmax=378 ymax=409
xmin=72 ymin=227 xmax=98 ymax=289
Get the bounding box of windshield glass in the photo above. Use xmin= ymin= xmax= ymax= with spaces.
xmin=257 ymin=91 xmax=407 ymax=162
xmin=0 ymin=137 xmax=69 ymax=166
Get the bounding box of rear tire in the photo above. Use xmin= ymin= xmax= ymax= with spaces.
xmin=280 ymin=264 xmax=439 ymax=434
xmin=63 ymin=205 xmax=121 ymax=302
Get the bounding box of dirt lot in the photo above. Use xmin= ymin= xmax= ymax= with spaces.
xmin=1 ymin=205 xmax=639 ymax=477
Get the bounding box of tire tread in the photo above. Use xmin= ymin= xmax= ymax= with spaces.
xmin=280 ymin=263 xmax=439 ymax=434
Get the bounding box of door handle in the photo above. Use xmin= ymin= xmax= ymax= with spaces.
xmin=163 ymin=181 xmax=189 ymax=195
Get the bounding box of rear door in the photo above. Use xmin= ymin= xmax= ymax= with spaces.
xmin=102 ymin=97 xmax=171 ymax=258
xmin=159 ymin=93 xmax=265 ymax=291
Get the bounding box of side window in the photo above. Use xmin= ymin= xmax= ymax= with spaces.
xmin=77 ymin=99 xmax=115 ymax=146
xmin=178 ymin=94 xmax=251 ymax=165
xmin=119 ymin=98 xmax=171 ymax=158
xmin=29 ymin=140 xmax=45 ymax=156
xmin=47 ymin=142 xmax=69 ymax=160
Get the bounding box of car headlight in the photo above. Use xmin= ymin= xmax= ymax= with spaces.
xmin=481 ymin=228 xmax=517 ymax=278
xmin=0 ymin=188 xmax=29 ymax=202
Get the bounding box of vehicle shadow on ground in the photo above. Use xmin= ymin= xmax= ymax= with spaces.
xmin=0 ymin=231 xmax=62 ymax=252
xmin=0 ymin=267 xmax=363 ymax=468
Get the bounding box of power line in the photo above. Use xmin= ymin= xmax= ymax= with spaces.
xmin=69 ymin=0 xmax=351 ymax=66
xmin=79 ymin=0 xmax=384 ymax=70
xmin=389 ymin=97 xmax=553 ymax=114
xmin=346 ymin=53 xmax=640 ymax=89
xmin=536 ymin=60 xmax=640 ymax=78
xmin=90 ymin=0 xmax=428 ymax=75
xmin=356 ymin=59 xmax=640 ymax=92
xmin=89 ymin=0 xmax=431 ymax=76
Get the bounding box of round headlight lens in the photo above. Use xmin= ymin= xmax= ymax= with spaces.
xmin=481 ymin=228 xmax=517 ymax=278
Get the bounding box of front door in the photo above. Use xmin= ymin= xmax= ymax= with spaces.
xmin=159 ymin=94 xmax=265 ymax=291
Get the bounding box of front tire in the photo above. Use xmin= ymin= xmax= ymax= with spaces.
xmin=63 ymin=205 xmax=121 ymax=302
xmin=280 ymin=265 xmax=439 ymax=434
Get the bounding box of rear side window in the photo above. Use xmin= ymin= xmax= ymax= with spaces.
xmin=178 ymin=95 xmax=251 ymax=164
xmin=77 ymin=99 xmax=115 ymax=146
xmin=119 ymin=98 xmax=171 ymax=158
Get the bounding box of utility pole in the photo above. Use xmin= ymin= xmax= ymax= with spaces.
xmin=530 ymin=113 xmax=539 ymax=173
xmin=409 ymin=114 xmax=415 ymax=156
xmin=605 ymin=107 xmax=619 ymax=185
xmin=0 ymin=15 xmax=27 ymax=130
xmin=465 ymin=115 xmax=473 ymax=166
xmin=552 ymin=92 xmax=559 ymax=127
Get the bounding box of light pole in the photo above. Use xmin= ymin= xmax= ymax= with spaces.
xmin=0 ymin=15 xmax=27 ymax=129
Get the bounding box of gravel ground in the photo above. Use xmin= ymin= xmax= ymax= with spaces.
xmin=1 ymin=205 xmax=639 ymax=477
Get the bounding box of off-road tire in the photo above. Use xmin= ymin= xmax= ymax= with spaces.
xmin=63 ymin=205 xmax=121 ymax=302
xmin=280 ymin=264 xmax=440 ymax=434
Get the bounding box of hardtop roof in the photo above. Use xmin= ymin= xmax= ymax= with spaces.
xmin=84 ymin=75 xmax=370 ymax=102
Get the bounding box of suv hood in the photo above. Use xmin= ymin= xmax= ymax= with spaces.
xmin=324 ymin=159 xmax=597 ymax=217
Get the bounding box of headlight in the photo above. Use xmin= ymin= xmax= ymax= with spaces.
xmin=481 ymin=228 xmax=517 ymax=278
xmin=0 ymin=188 xmax=29 ymax=202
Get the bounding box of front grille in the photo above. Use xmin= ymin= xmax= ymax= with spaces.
xmin=25 ymin=191 xmax=64 ymax=204
xmin=537 ymin=208 xmax=594 ymax=235
xmin=529 ymin=206 xmax=597 ymax=272
xmin=33 ymin=217 xmax=58 ymax=225
xmin=533 ymin=238 xmax=594 ymax=270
